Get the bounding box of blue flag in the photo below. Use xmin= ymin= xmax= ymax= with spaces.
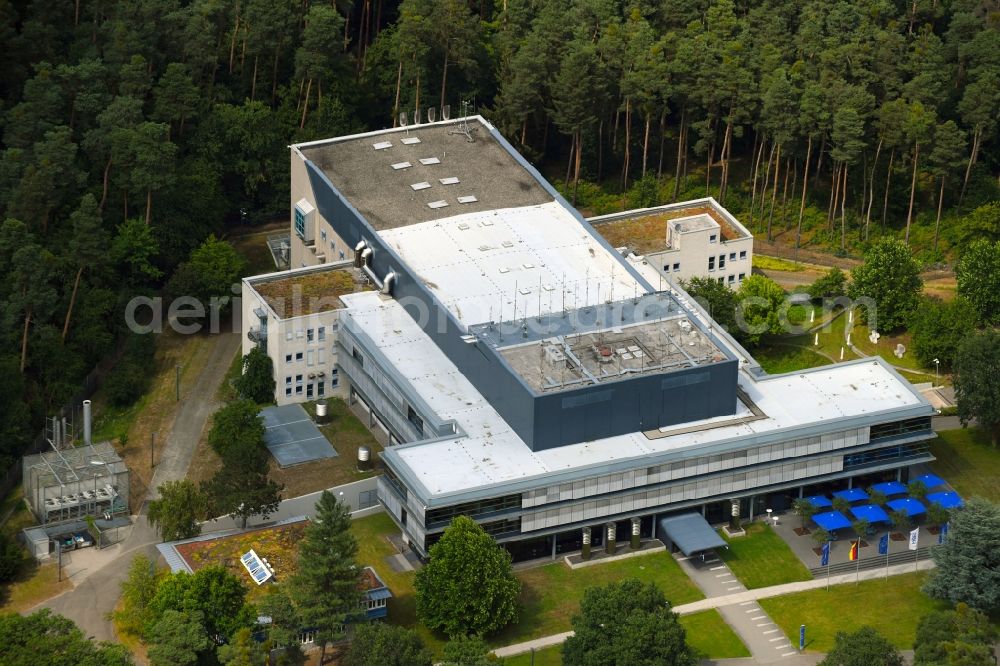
xmin=878 ymin=533 xmax=889 ymax=555
xmin=821 ymin=541 xmax=830 ymax=566
xmin=939 ymin=522 xmax=949 ymax=545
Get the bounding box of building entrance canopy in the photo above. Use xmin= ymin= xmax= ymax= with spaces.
xmin=657 ymin=512 xmax=726 ymax=556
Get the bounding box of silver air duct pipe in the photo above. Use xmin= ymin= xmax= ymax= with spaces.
xmin=83 ymin=400 xmax=92 ymax=446
xmin=381 ymin=271 xmax=397 ymax=295
xmin=353 ymin=239 xmax=368 ymax=267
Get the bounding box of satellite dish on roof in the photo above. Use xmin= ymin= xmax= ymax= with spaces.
xmin=427 ymin=106 xmax=437 ymax=123
xmin=442 ymin=104 xmax=451 ymax=121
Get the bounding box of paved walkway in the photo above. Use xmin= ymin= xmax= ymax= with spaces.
xmin=37 ymin=331 xmax=240 ymax=641
xmin=492 ymin=559 xmax=935 ymax=661
xmin=678 ymin=552 xmax=798 ymax=664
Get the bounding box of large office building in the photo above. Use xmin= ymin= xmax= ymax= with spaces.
xmin=253 ymin=116 xmax=936 ymax=561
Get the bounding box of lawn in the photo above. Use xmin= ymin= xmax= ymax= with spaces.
xmin=681 ymin=609 xmax=751 ymax=658
xmin=758 ymin=572 xmax=949 ymax=652
xmin=505 ymin=645 xmax=563 ymax=666
xmin=929 ymin=428 xmax=1000 ymax=502
xmin=0 ymin=560 xmax=72 ymax=613
xmin=350 ymin=514 xmax=704 ymax=656
xmin=752 ymin=255 xmax=807 ymax=272
xmin=753 ymin=343 xmax=831 ymax=374
xmin=718 ymin=522 xmax=812 ymax=589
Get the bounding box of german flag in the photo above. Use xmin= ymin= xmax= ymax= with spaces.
xmin=849 ymin=540 xmax=859 ymax=561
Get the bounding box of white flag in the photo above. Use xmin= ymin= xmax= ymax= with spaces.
xmin=908 ymin=528 xmax=920 ymax=551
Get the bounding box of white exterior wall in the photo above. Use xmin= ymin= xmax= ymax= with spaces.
xmin=289 ymin=148 xmax=352 ymax=269
xmin=241 ymin=279 xmax=346 ymax=406
xmin=650 ymin=224 xmax=753 ymax=288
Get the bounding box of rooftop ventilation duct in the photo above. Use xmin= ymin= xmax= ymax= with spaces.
xmin=354 ymin=239 xmax=368 ymax=267
xmin=381 ymin=271 xmax=397 ymax=296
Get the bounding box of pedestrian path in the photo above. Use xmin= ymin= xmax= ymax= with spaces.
xmin=677 ymin=553 xmax=797 ymax=663
xmin=491 ymin=558 xmax=936 ymax=660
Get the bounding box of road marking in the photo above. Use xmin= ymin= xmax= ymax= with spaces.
xmin=739 ymin=601 xmax=754 ymax=606
xmin=763 ymin=629 xmax=779 ymax=634
xmin=709 ymin=565 xmax=725 ymax=570
xmin=751 ymin=615 xmax=766 ymax=620
xmin=769 ymin=637 xmax=785 ymax=642
xmin=726 ymin=586 xmax=742 ymax=591
xmin=721 ymin=579 xmax=739 ymax=584
xmin=715 ymin=573 xmax=729 ymax=578
xmin=744 ymin=608 xmax=759 ymax=613
xmin=775 ymin=644 xmax=792 ymax=650
xmin=704 ymin=559 xmax=720 ymax=564
xmin=782 ymin=652 xmax=798 ymax=656
xmin=756 ymin=622 xmax=773 ymax=627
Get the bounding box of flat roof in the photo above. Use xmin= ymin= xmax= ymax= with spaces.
xmin=591 ymin=199 xmax=751 ymax=255
xmin=378 ymin=201 xmax=652 ymax=327
xmin=345 ymin=291 xmax=933 ymax=504
xmin=246 ymin=264 xmax=371 ymax=319
xmin=297 ymin=118 xmax=552 ymax=232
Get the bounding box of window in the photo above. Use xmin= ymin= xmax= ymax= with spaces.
xmin=318 ymin=382 xmax=325 ymax=396
xmin=339 ymin=250 xmax=345 ymax=259
xmin=307 ymin=328 xmax=314 ymax=342
xmin=407 ymin=405 xmax=424 ymax=436
xmin=738 ymin=272 xmax=746 ymax=281
xmin=294 ymin=207 xmax=306 ymax=238
xmin=285 ymin=353 xmax=292 ymax=364
xmin=330 ymin=240 xmax=336 ymax=251
xmin=285 ymin=387 xmax=292 ymax=397
xmin=353 ymin=348 xmax=364 ymax=367
xmin=709 ymin=234 xmax=717 ymax=243
xmin=719 ymin=254 xmax=726 ymax=269
xmin=708 ymin=256 xmax=715 ymax=271
xmin=306 ymin=383 xmax=314 ymax=398
xmin=295 ymin=351 xmax=303 ymax=361
xmin=718 ymin=277 xmax=725 ymax=284
xmin=307 ymin=350 xmax=314 ymax=366
xmin=295 ymin=384 xmax=303 ymax=395
xmin=739 ymin=250 xmax=747 ymax=259
xmin=331 ymin=368 xmax=339 ymax=388
xmin=285 ymin=376 xmax=292 ymax=386
xmin=318 ymin=348 xmax=326 ymax=365
xmin=295 ymin=374 xmax=303 ymax=384
xmin=663 ymin=264 xmax=669 ymax=272
xmin=320 ymin=230 xmax=327 ymax=243
xmin=285 ymin=331 xmax=293 ymax=341
xmin=318 ymin=327 xmax=325 ymax=341
xmin=729 ymin=252 xmax=736 ymax=261
xmin=673 ymin=262 xmax=680 ymax=272
xmin=728 ymin=274 xmax=735 ymax=284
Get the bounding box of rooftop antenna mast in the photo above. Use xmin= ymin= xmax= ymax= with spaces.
xmin=448 ymin=100 xmax=478 ymax=142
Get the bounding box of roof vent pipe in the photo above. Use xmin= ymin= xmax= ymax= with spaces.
xmin=353 ymin=239 xmax=368 ymax=267
xmin=381 ymin=271 xmax=397 ymax=295
xmin=83 ymin=400 xmax=92 ymax=446
xmin=361 ymin=247 xmax=373 ymax=266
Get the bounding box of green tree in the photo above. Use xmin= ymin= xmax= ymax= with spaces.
xmin=926 ymin=121 xmax=967 ymax=252
xmin=0 ymin=609 xmax=133 ymax=665
xmin=216 ymin=627 xmax=264 ymax=666
xmin=207 ymin=399 xmax=265 ymax=461
xmin=0 ymin=532 xmax=25 ymax=582
xmin=289 ymin=491 xmax=361 ymax=660
xmin=148 ymin=609 xmax=212 ymax=666
xmin=62 ymin=194 xmax=106 ymax=341
xmin=148 ymin=565 xmax=257 ymax=641
xmin=256 ymin=588 xmax=305 ymax=665
xmin=234 ymin=347 xmax=275 ymax=404
xmin=925 ymin=498 xmax=1000 ymax=612
xmin=902 ymin=101 xmax=935 ymax=244
xmin=111 ymin=218 xmax=162 ymax=286
xmin=442 ymin=635 xmax=493 ymax=666
xmin=152 ymin=63 xmax=200 ymax=138
xmin=952 ymin=331 xmax=1000 ymax=446
xmin=562 ymin=579 xmax=696 ymax=666
xmin=910 ymin=297 xmax=978 ymax=370
xmin=148 ymin=480 xmax=207 ymax=542
xmin=848 ymin=239 xmax=922 ymax=331
xmin=890 ymin=509 xmax=912 ymax=536
xmin=819 ymin=626 xmax=904 ymax=666
xmin=735 ymin=275 xmax=786 ymax=345
xmin=549 ymin=38 xmax=603 ymax=203
xmin=201 ymin=456 xmax=282 ymax=529
xmin=808 ymin=268 xmax=847 ymax=300
xmin=166 ymin=234 xmax=245 ymax=309
xmin=956 ymin=239 xmax=1000 ymax=325
xmin=415 ymin=515 xmax=520 ymax=637
xmin=343 ymin=622 xmax=434 ymax=666
xmin=792 ymin=498 xmax=818 ymax=529
xmin=914 ymin=604 xmax=997 ymax=666
xmin=683 ymin=276 xmax=738 ymax=334
xmin=114 ymin=554 xmax=159 ymax=637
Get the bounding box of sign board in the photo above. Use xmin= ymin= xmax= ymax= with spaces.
xmin=908 ymin=528 xmax=920 ymax=551
xmin=799 ymin=625 xmax=806 ymax=650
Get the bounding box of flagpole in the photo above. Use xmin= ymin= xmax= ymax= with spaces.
xmin=826 ymin=541 xmax=831 ymax=590
xmin=855 ymin=538 xmax=861 ymax=584
xmin=885 ymin=532 xmax=889 ymax=581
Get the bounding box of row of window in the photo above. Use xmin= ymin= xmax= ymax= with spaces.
xmin=318 ymin=229 xmax=347 ymax=260
xmin=713 ymin=273 xmax=746 ymax=285
xmin=283 ymin=369 xmax=339 ymax=398
xmin=365 ymin=598 xmax=387 ymax=610
xmin=708 ymin=251 xmax=747 ymax=271
xmin=284 ymin=348 xmax=329 ymax=366
xmin=426 ymin=493 xmax=522 ymax=527
xmin=283 ymin=324 xmax=336 ymax=343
